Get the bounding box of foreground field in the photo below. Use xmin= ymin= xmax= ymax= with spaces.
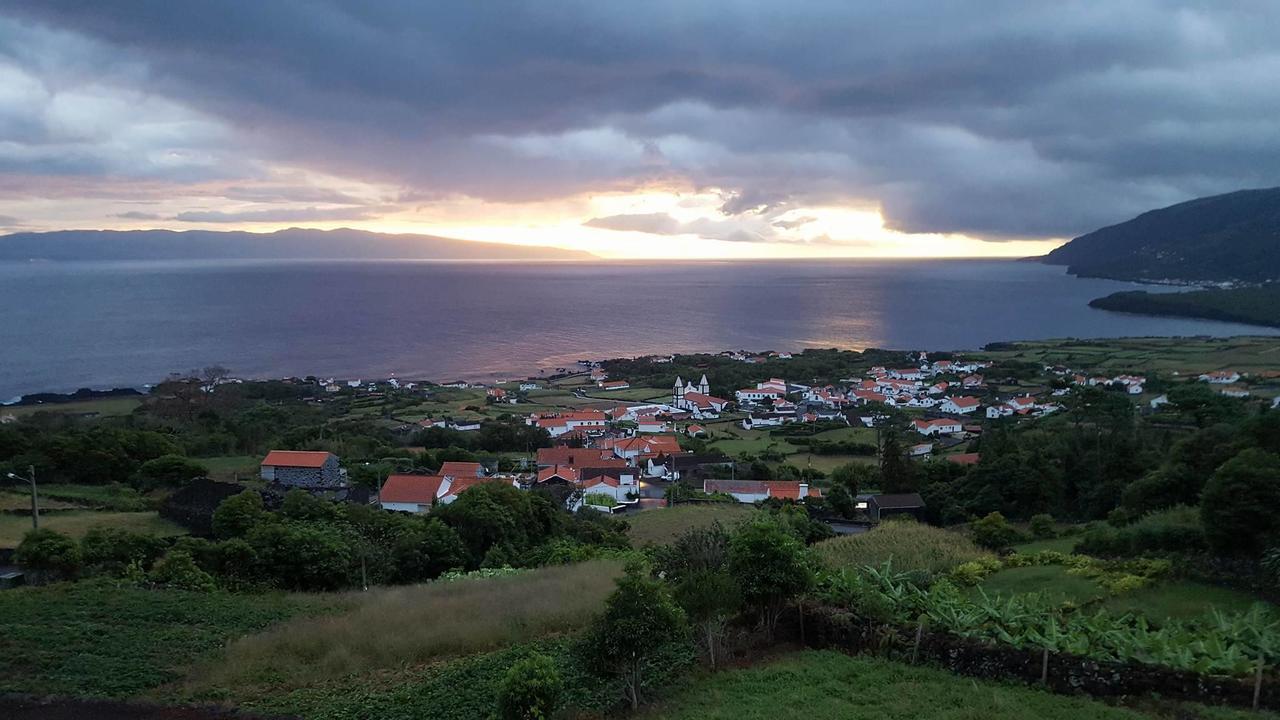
xmin=814 ymin=521 xmax=991 ymax=575
xmin=0 ymin=580 xmax=345 ymax=698
xmin=190 ymin=560 xmax=624 ymax=698
xmin=0 ymin=510 xmax=184 ymax=548
xmin=627 ymin=504 xmax=755 ymax=546
xmin=637 ymin=650 xmax=1268 ymax=720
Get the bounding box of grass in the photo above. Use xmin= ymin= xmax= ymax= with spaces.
xmin=0 ymin=510 xmax=185 ymax=548
xmin=0 ymin=579 xmax=346 ymax=698
xmin=189 ymin=560 xmax=625 ymax=695
xmin=976 ymin=337 xmax=1280 ymax=379
xmin=0 ymin=490 xmax=82 ymax=511
xmin=197 ymin=455 xmax=260 ymax=482
xmin=627 ymin=504 xmax=755 ymax=546
xmin=814 ymin=521 xmax=992 ymax=575
xmin=635 ymin=650 xmax=1266 ymax=720
xmin=1014 ymin=535 xmax=1079 ymax=554
xmin=37 ymin=482 xmax=151 ymax=511
xmin=977 ymin=564 xmax=1106 ymax=605
xmin=1101 ymin=580 xmax=1270 ymax=622
xmin=2 ymin=397 xmax=143 ymax=418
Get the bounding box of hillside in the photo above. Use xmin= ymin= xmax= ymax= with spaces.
xmin=1041 ymin=187 xmax=1280 ymax=283
xmin=0 ymin=228 xmax=593 ymax=262
xmin=1088 ymin=285 xmax=1280 ymax=328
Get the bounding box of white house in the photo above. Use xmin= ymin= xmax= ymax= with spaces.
xmin=1149 ymin=394 xmax=1170 ymax=410
xmin=912 ymin=418 xmax=963 ymax=436
xmin=1199 ymin=371 xmax=1241 ymax=384
xmin=939 ymin=396 xmax=981 ymax=415
xmin=735 ymin=387 xmax=785 ymax=404
xmin=910 ymin=442 xmax=933 ymax=458
xmin=519 ymin=382 xmax=542 ymax=391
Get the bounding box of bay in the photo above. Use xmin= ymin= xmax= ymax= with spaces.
xmin=0 ymin=258 xmax=1274 ymax=399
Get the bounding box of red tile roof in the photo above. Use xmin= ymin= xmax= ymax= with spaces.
xmin=380 ymin=474 xmax=446 ymax=504
xmin=945 ymin=453 xmax=981 ymax=465
xmin=439 ymin=461 xmax=483 ymax=478
xmin=261 ymin=450 xmax=333 ymax=468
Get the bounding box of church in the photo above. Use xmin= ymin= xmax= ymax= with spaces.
xmin=672 ymin=375 xmax=730 ymax=418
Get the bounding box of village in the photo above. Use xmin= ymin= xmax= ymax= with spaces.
xmin=241 ymin=341 xmax=1280 ymax=526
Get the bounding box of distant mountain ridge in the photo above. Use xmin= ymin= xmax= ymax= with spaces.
xmin=1041 ymin=187 xmax=1280 ymax=283
xmin=0 ymin=228 xmax=594 ymax=261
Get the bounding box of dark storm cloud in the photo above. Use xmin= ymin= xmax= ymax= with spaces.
xmin=6 ymin=1 xmax=1280 ymax=239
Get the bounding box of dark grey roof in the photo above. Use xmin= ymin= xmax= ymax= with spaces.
xmin=870 ymin=493 xmax=926 ymax=509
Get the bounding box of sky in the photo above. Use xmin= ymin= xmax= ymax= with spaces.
xmin=2 ymin=2 xmax=1279 ymax=259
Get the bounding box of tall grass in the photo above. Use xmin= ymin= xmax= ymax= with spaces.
xmin=627 ymin=504 xmax=754 ymax=546
xmin=813 ymin=521 xmax=991 ymax=574
xmin=190 ymin=559 xmax=624 ymax=693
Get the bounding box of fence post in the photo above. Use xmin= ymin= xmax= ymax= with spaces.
xmin=912 ymin=621 xmax=924 ymax=663
xmin=1040 ymin=648 xmax=1049 ymax=685
xmin=1254 ymin=656 xmax=1265 ymax=711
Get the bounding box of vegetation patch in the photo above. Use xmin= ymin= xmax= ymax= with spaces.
xmin=636 ymin=649 xmax=1198 ymax=720
xmin=813 ymin=521 xmax=992 ymax=575
xmin=627 ymin=504 xmax=755 ymax=546
xmin=0 ymin=510 xmax=184 ymax=548
xmin=189 ymin=560 xmax=625 ymax=696
xmin=0 ymin=579 xmax=344 ymax=699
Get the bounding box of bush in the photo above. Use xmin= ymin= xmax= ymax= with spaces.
xmin=1074 ymin=506 xmax=1207 ymax=558
xmin=586 ymin=563 xmax=688 ymax=710
xmin=15 ymin=528 xmax=82 ymax=582
xmin=1028 ymin=514 xmax=1056 ymax=539
xmin=496 ymin=653 xmax=562 ymax=720
xmin=148 ymin=550 xmax=217 ymax=592
xmin=80 ymin=527 xmax=168 ymax=574
xmin=970 ymin=511 xmax=1024 ymax=550
xmin=729 ymin=518 xmax=813 ymax=639
xmin=133 ymin=454 xmax=209 ymax=490
xmin=212 ymin=490 xmax=269 ymax=539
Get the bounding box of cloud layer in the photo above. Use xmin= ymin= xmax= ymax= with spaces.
xmin=3 ymin=2 xmax=1280 ymax=250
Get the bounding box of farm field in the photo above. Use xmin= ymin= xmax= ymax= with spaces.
xmin=1100 ymin=581 xmax=1269 ymax=622
xmin=2 ymin=396 xmax=143 ymax=418
xmin=190 ymin=561 xmax=624 ymax=698
xmin=635 ymin=650 xmax=1265 ymax=720
xmin=0 ymin=510 xmax=184 ymax=548
xmin=198 ymin=455 xmax=259 ymax=482
xmin=814 ymin=521 xmax=990 ymax=574
xmin=626 ymin=503 xmax=755 ymax=546
xmin=0 ymin=580 xmax=346 ymax=699
xmin=976 ymin=564 xmax=1105 ymax=605
xmin=977 ymin=336 xmax=1280 ymax=378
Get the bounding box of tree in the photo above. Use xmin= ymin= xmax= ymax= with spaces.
xmin=878 ymin=426 xmax=916 ymax=493
xmin=15 ymin=528 xmax=82 ymax=583
xmin=970 ymin=511 xmax=1022 ymax=550
xmin=1201 ymin=449 xmax=1280 ymax=556
xmin=827 ymin=463 xmax=878 ymax=518
xmin=211 ymin=490 xmax=269 ymax=539
xmin=727 ymin=518 xmax=813 ymax=639
xmin=133 ymin=454 xmax=209 ymax=490
xmin=672 ymin=570 xmax=740 ymax=669
xmin=496 ymin=653 xmax=562 ymax=720
xmin=392 ymin=518 xmax=468 ymax=581
xmin=246 ymin=521 xmax=354 ymax=590
xmin=586 ymin=564 xmax=687 ymax=710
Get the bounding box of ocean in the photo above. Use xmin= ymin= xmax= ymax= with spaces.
xmin=1 ymin=258 xmax=1274 ymax=400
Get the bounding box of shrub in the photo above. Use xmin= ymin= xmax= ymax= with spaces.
xmin=970 ymin=511 xmax=1024 ymax=550
xmin=133 ymin=454 xmax=209 ymax=490
xmin=15 ymin=528 xmax=82 ymax=582
xmin=80 ymin=527 xmax=168 ymax=573
xmin=1074 ymin=506 xmax=1206 ymax=557
xmin=212 ymin=490 xmax=269 ymax=539
xmin=148 ymin=550 xmax=217 ymax=592
xmin=497 ymin=653 xmax=562 ymax=720
xmin=1028 ymin=514 xmax=1056 ymax=539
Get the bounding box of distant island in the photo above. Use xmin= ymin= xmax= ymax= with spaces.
xmin=0 ymin=228 xmax=595 ymax=262
xmin=1042 ymin=186 xmax=1280 ymax=284
xmin=1089 ymin=285 xmax=1280 ymax=329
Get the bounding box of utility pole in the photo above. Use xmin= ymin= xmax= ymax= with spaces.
xmin=6 ymin=465 xmax=38 ymax=530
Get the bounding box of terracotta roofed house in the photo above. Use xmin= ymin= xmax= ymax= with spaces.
xmin=260 ymin=450 xmax=342 ymax=488
xmin=379 ymin=474 xmax=447 ymax=512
